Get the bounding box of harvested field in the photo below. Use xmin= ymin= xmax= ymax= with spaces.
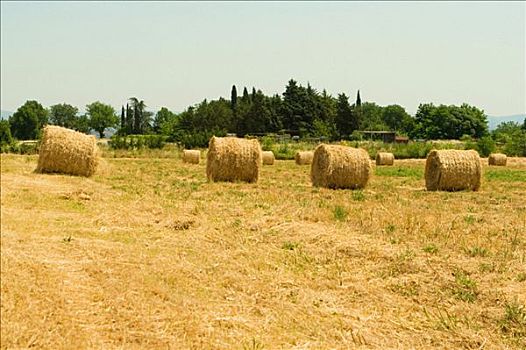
xmin=1 ymin=154 xmax=525 ymax=349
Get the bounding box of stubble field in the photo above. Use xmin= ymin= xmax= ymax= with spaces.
xmin=1 ymin=153 xmax=525 ymax=349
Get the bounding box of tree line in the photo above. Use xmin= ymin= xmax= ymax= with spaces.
xmin=2 ymin=79 xmax=524 ymax=150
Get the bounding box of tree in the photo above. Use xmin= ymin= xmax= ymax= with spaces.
xmin=86 ymin=101 xmax=118 ymax=138
xmin=129 ymin=97 xmax=147 ymax=134
xmin=523 ymin=118 xmax=526 ymax=131
xmin=359 ymin=102 xmax=386 ymax=131
xmin=335 ymin=93 xmax=355 ymax=139
xmin=49 ymin=103 xmax=79 ymax=130
xmin=120 ymin=106 xmax=125 ymax=130
xmin=154 ymin=107 xmax=175 ymax=134
xmin=231 ymin=85 xmax=237 ymax=112
xmin=356 ymin=90 xmax=361 ymax=107
xmin=9 ymin=100 xmax=48 ymax=140
xmin=239 ymin=90 xmax=273 ymax=134
xmin=0 ymin=120 xmax=14 ymax=151
xmin=382 ymin=104 xmax=412 ymax=133
xmin=76 ymin=114 xmax=90 ymax=134
xmin=413 ymin=103 xmax=488 ymax=140
xmin=242 ymin=87 xmax=249 ymax=101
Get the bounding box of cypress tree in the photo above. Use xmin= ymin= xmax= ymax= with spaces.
xmin=242 ymin=87 xmax=249 ymax=101
xmin=356 ymin=90 xmax=362 ymax=107
xmin=120 ymin=105 xmax=125 ymax=130
xmin=126 ymin=103 xmax=133 ymax=134
xmin=231 ymin=85 xmax=237 ymax=112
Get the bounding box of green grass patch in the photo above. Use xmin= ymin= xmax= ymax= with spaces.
xmin=485 ymin=169 xmax=526 ymax=182
xmin=375 ymin=166 xmax=423 ymax=179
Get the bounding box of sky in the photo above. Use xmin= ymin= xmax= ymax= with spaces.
xmin=1 ymin=1 xmax=525 ymax=116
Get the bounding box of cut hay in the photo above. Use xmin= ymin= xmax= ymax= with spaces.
xmin=376 ymin=152 xmax=394 ymax=166
xmin=425 ymin=149 xmax=481 ymax=191
xmin=295 ymin=151 xmax=314 ymax=165
xmin=206 ymin=136 xmax=261 ymax=183
xmin=262 ymin=151 xmax=275 ymax=165
xmin=488 ymin=153 xmax=507 ymax=166
xmin=36 ymin=125 xmax=99 ymax=177
xmin=183 ymin=150 xmax=200 ymax=164
xmin=311 ymin=144 xmax=372 ymax=189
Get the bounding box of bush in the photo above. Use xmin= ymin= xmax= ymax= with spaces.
xmin=476 ymin=136 xmax=496 ymax=157
xmin=18 ymin=142 xmax=39 ymax=155
xmin=503 ymin=131 xmax=526 ymax=157
xmin=109 ymin=135 xmax=167 ymax=150
xmin=261 ymin=135 xmax=275 ymax=151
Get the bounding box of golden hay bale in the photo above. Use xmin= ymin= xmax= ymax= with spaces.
xmin=36 ymin=125 xmax=99 ymax=177
xmin=376 ymin=152 xmax=394 ymax=166
xmin=425 ymin=149 xmax=481 ymax=191
xmin=295 ymin=151 xmax=314 ymax=165
xmin=183 ymin=149 xmax=200 ymax=164
xmin=311 ymin=144 xmax=372 ymax=189
xmin=488 ymin=153 xmax=507 ymax=166
xmin=262 ymin=151 xmax=275 ymax=165
xmin=206 ymin=136 xmax=262 ymax=183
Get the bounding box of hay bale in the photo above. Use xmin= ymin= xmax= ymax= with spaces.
xmin=262 ymin=151 xmax=275 ymax=165
xmin=183 ymin=149 xmax=200 ymax=164
xmin=376 ymin=152 xmax=394 ymax=166
xmin=425 ymin=149 xmax=481 ymax=191
xmin=206 ymin=136 xmax=261 ymax=183
xmin=488 ymin=153 xmax=507 ymax=166
xmin=311 ymin=144 xmax=372 ymax=189
xmin=36 ymin=125 xmax=99 ymax=177
xmin=295 ymin=151 xmax=314 ymax=165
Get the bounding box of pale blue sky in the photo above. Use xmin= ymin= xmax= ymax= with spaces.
xmin=1 ymin=1 xmax=524 ymax=116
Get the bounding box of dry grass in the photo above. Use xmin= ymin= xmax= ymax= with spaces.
xmin=1 ymin=153 xmax=526 ymax=349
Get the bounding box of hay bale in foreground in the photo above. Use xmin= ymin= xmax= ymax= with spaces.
xmin=376 ymin=152 xmax=394 ymax=166
xmin=425 ymin=149 xmax=481 ymax=191
xmin=36 ymin=125 xmax=99 ymax=177
xmin=311 ymin=144 xmax=372 ymax=189
xmin=206 ymin=136 xmax=261 ymax=183
xmin=262 ymin=151 xmax=275 ymax=165
xmin=488 ymin=153 xmax=507 ymax=166
xmin=183 ymin=149 xmax=200 ymax=164
xmin=295 ymin=151 xmax=314 ymax=165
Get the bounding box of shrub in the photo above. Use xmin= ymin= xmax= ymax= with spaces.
xmin=109 ymin=135 xmax=167 ymax=150
xmin=260 ymin=135 xmax=275 ymax=151
xmin=476 ymin=136 xmax=496 ymax=157
xmin=503 ymin=131 xmax=526 ymax=157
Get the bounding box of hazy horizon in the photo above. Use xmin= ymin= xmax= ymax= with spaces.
xmin=1 ymin=1 xmax=524 ymax=116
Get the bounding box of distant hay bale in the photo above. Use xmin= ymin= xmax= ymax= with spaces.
xmin=36 ymin=125 xmax=99 ymax=177
xmin=488 ymin=153 xmax=507 ymax=166
xmin=295 ymin=151 xmax=314 ymax=165
xmin=183 ymin=149 xmax=200 ymax=164
xmin=311 ymin=144 xmax=372 ymax=189
xmin=262 ymin=151 xmax=275 ymax=165
xmin=206 ymin=136 xmax=261 ymax=183
xmin=425 ymin=149 xmax=481 ymax=191
xmin=376 ymin=152 xmax=394 ymax=166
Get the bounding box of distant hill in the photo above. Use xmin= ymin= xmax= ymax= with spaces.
xmin=487 ymin=114 xmax=525 ymax=130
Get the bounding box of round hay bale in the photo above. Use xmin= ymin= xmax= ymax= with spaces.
xmin=36 ymin=125 xmax=99 ymax=177
xmin=262 ymin=151 xmax=275 ymax=165
xmin=376 ymin=152 xmax=394 ymax=166
xmin=488 ymin=153 xmax=507 ymax=166
xmin=311 ymin=144 xmax=372 ymax=189
xmin=183 ymin=149 xmax=200 ymax=164
xmin=206 ymin=136 xmax=261 ymax=183
xmin=295 ymin=151 xmax=314 ymax=165
xmin=425 ymin=149 xmax=481 ymax=191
